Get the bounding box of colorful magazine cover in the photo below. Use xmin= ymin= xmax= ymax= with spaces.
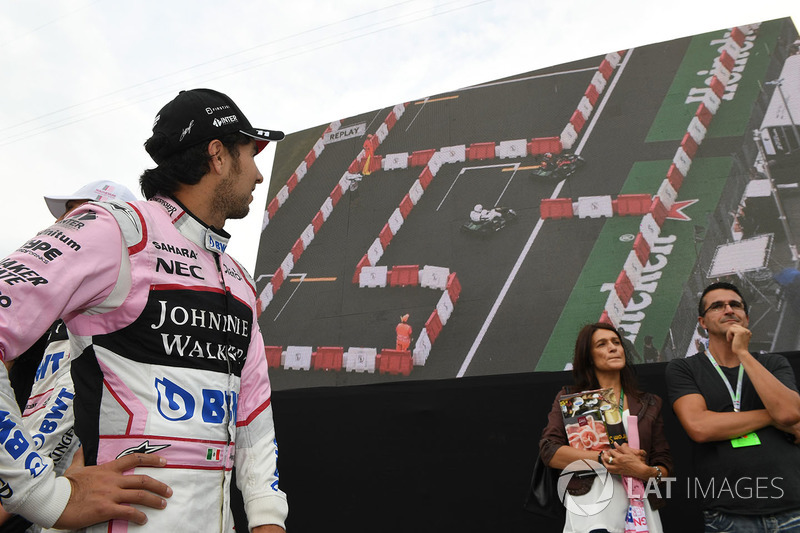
xmin=559 ymin=388 xmax=627 ymax=451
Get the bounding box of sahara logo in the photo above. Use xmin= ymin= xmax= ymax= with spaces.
xmin=557 ymin=459 xmax=614 ymax=516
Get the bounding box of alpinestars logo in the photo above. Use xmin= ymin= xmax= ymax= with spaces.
xmin=107 ymin=203 xmax=140 ymax=233
xmin=180 ymin=120 xmax=195 ymax=141
xmin=557 ymin=459 xmax=614 ymax=516
xmin=212 ymin=115 xmax=238 ymax=127
xmin=108 ymin=204 xmax=141 ymax=231
xmin=116 ymin=440 xmax=171 ymax=459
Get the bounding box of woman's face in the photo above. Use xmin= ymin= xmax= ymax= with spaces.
xmin=590 ymin=329 xmax=626 ymax=374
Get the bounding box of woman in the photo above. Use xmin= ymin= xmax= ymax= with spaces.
xmin=539 ymin=323 xmax=673 ymax=533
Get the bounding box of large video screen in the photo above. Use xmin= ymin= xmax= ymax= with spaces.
xmin=255 ymin=18 xmax=800 ymax=390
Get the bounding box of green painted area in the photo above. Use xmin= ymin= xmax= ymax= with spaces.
xmin=536 ymin=157 xmax=733 ymax=371
xmin=646 ymin=20 xmax=782 ymax=142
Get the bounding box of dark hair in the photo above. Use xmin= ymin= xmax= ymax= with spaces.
xmin=571 ymin=322 xmax=640 ymax=399
xmin=139 ymin=132 xmax=250 ymax=199
xmin=698 ymin=281 xmax=748 ymax=317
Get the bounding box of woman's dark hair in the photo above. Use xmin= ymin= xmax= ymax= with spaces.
xmin=571 ymin=322 xmax=640 ymax=399
xmin=139 ymin=132 xmax=250 ymax=199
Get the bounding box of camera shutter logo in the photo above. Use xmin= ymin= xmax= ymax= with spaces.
xmin=557 ymin=459 xmax=614 ymax=516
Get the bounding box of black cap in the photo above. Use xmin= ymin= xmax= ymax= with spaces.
xmin=145 ymin=88 xmax=284 ymax=164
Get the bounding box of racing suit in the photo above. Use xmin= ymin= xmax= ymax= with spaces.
xmin=0 ymin=195 xmax=288 ymax=531
xmin=22 ymin=320 xmax=80 ymax=479
xmin=20 ymin=320 xmax=81 ymax=533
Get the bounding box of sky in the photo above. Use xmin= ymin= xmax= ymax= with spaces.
xmin=1 ymin=0 xmax=798 ymax=273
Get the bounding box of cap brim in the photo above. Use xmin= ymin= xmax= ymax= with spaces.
xmin=43 ymin=197 xmax=70 ymax=219
xmin=242 ymin=128 xmax=284 ymax=142
xmin=254 ymin=140 xmax=270 ymax=155
xmin=242 ymin=128 xmax=284 ymax=156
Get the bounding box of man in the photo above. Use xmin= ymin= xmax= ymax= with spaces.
xmin=665 ymin=281 xmax=800 ymax=531
xmin=469 ymin=204 xmax=484 ymax=223
xmin=0 ymin=89 xmax=287 ymax=532
xmin=0 ymin=181 xmax=138 ymax=532
xmin=9 ymin=180 xmax=138 ymax=410
xmin=362 ymin=133 xmax=376 ymax=176
xmin=396 ymin=314 xmax=412 ymax=352
xmin=642 ymin=335 xmax=660 ymax=364
xmin=469 ymin=204 xmax=500 ymax=224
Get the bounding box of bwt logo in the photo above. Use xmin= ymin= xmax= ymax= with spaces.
xmin=557 ymin=459 xmax=614 ymax=516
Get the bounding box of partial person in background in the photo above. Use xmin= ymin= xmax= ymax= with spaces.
xmin=0 ymin=181 xmax=138 ymax=533
xmin=643 ymin=335 xmax=660 ymax=364
xmin=540 ymin=322 xmax=673 ymax=533
xmin=8 ymin=181 xmax=138 ymax=406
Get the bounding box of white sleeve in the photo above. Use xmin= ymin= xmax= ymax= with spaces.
xmin=0 ymin=369 xmax=72 ymax=527
xmin=234 ymin=320 xmax=288 ymax=530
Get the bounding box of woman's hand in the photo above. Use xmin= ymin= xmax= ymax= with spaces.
xmin=600 ymin=443 xmax=651 ymax=480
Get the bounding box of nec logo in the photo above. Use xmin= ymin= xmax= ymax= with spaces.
xmin=156 ymin=258 xmax=204 ymax=280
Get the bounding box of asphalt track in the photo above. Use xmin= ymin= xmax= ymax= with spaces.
xmin=254 ymin=21 xmax=792 ymax=390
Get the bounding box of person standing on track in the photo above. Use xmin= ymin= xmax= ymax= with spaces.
xmin=362 ymin=133 xmax=376 ymax=176
xmin=396 ymin=314 xmax=412 ymax=352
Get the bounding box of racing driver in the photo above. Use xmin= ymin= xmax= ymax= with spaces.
xmin=0 ymin=89 xmax=288 ymax=532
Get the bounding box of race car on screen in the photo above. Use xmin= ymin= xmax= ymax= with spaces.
xmin=531 ymin=152 xmax=585 ymax=179
xmin=461 ymin=205 xmax=518 ymax=235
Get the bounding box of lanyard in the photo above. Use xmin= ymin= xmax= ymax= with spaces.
xmin=617 ymin=388 xmax=624 ymax=415
xmin=705 ymin=350 xmax=744 ymax=412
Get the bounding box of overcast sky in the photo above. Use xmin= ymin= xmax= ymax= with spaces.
xmin=2 ymin=0 xmax=798 ymax=273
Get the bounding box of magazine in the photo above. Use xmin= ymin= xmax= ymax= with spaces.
xmin=559 ymin=388 xmax=627 ymax=451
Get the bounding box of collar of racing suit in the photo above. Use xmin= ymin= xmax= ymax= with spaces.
xmin=151 ymin=195 xmax=231 ymax=255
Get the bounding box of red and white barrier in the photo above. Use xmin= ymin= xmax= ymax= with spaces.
xmin=599 ymin=26 xmax=751 ymax=327
xmin=344 ymin=348 xmax=378 ymax=373
xmin=560 ymin=52 xmax=627 ymax=150
xmin=497 ymin=139 xmax=528 ymax=159
xmin=262 ymin=41 xmax=646 ymax=373
xmin=262 ymin=120 xmax=341 ymax=231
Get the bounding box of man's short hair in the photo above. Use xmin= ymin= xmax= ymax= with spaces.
xmin=139 ymin=132 xmax=249 ymax=199
xmin=698 ymin=281 xmax=748 ymax=316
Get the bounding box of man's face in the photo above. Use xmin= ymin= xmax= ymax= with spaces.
xmin=213 ymin=140 xmax=263 ymax=222
xmin=698 ymin=288 xmax=749 ymax=337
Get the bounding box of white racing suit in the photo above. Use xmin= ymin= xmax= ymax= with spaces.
xmin=0 ymin=195 xmax=287 ymax=531
xmin=22 ymin=320 xmax=80 ymax=479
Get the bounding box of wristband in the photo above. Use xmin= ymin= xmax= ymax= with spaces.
xmin=653 ymin=465 xmax=663 ymax=483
